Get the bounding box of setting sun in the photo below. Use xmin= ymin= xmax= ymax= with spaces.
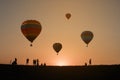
xmin=56 ymin=60 xmax=68 ymax=66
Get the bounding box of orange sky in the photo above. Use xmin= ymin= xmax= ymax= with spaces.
xmin=0 ymin=0 xmax=120 ymax=66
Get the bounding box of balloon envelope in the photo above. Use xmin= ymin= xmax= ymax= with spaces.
xmin=81 ymin=31 xmax=94 ymax=47
xmin=21 ymin=20 xmax=42 ymax=46
xmin=53 ymin=43 xmax=62 ymax=55
xmin=65 ymin=13 xmax=71 ymax=19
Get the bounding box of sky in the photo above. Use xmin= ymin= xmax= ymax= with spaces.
xmin=0 ymin=0 xmax=120 ymax=66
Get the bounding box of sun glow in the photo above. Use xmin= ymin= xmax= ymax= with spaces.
xmin=56 ymin=60 xmax=68 ymax=66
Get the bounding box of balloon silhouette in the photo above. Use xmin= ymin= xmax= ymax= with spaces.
xmin=65 ymin=13 xmax=71 ymax=20
xmin=21 ymin=20 xmax=42 ymax=47
xmin=81 ymin=31 xmax=94 ymax=47
xmin=53 ymin=43 xmax=62 ymax=55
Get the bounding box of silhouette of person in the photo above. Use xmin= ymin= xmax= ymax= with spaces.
xmin=85 ymin=62 xmax=87 ymax=66
xmin=89 ymin=58 xmax=92 ymax=65
xmin=26 ymin=58 xmax=29 ymax=65
xmin=44 ymin=63 xmax=46 ymax=66
xmin=41 ymin=63 xmax=43 ymax=66
xmin=36 ymin=59 xmax=39 ymax=66
xmin=12 ymin=58 xmax=17 ymax=65
xmin=33 ymin=59 xmax=36 ymax=65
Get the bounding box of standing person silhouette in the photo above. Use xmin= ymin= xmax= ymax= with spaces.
xmin=36 ymin=59 xmax=39 ymax=66
xmin=33 ymin=59 xmax=36 ymax=65
xmin=89 ymin=58 xmax=92 ymax=65
xmin=26 ymin=58 xmax=29 ymax=65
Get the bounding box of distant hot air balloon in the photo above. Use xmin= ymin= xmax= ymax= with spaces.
xmin=53 ymin=43 xmax=62 ymax=55
xmin=65 ymin=13 xmax=71 ymax=20
xmin=81 ymin=31 xmax=94 ymax=47
xmin=21 ymin=20 xmax=42 ymax=47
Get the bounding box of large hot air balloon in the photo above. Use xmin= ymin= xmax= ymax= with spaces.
xmin=65 ymin=13 xmax=71 ymax=20
xmin=81 ymin=31 xmax=94 ymax=47
xmin=21 ymin=20 xmax=42 ymax=47
xmin=53 ymin=43 xmax=62 ymax=55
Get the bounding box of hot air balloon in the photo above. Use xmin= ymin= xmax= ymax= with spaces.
xmin=53 ymin=43 xmax=62 ymax=55
xmin=81 ymin=31 xmax=94 ymax=47
xmin=65 ymin=13 xmax=71 ymax=20
xmin=21 ymin=20 xmax=42 ymax=47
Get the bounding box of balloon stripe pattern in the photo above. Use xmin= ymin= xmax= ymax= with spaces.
xmin=21 ymin=20 xmax=42 ymax=45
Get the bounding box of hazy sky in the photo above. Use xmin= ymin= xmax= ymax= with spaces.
xmin=0 ymin=0 xmax=120 ymax=66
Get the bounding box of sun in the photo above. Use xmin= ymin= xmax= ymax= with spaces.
xmin=56 ymin=60 xmax=68 ymax=66
xmin=57 ymin=62 xmax=64 ymax=66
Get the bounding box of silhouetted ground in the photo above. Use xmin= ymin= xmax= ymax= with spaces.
xmin=0 ymin=64 xmax=120 ymax=80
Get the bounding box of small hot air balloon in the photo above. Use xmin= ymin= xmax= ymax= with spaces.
xmin=53 ymin=43 xmax=62 ymax=55
xmin=81 ymin=31 xmax=94 ymax=47
xmin=65 ymin=13 xmax=71 ymax=20
xmin=21 ymin=20 xmax=42 ymax=47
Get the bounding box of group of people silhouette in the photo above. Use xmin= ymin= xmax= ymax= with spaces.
xmin=85 ymin=58 xmax=92 ymax=66
xmin=11 ymin=58 xmax=46 ymax=66
xmin=11 ymin=58 xmax=92 ymax=66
